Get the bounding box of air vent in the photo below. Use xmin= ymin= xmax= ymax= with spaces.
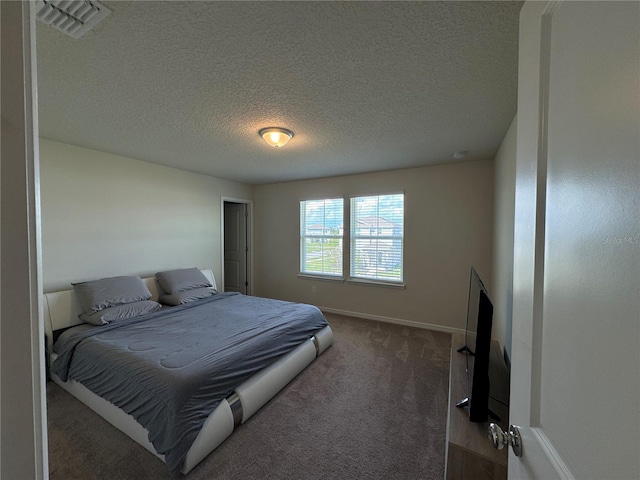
xmin=36 ymin=0 xmax=111 ymax=39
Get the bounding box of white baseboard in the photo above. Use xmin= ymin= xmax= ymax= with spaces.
xmin=319 ymin=306 xmax=465 ymax=336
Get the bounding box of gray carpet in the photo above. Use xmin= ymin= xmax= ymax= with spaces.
xmin=47 ymin=313 xmax=451 ymax=479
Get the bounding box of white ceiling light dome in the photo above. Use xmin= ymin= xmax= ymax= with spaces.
xmin=259 ymin=127 xmax=294 ymax=148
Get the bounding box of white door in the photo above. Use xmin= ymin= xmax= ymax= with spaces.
xmin=509 ymin=1 xmax=639 ymax=478
xmin=224 ymin=202 xmax=248 ymax=294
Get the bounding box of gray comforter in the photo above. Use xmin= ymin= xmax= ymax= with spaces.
xmin=51 ymin=293 xmax=328 ymax=471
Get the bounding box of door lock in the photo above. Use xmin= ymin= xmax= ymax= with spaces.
xmin=488 ymin=423 xmax=522 ymax=457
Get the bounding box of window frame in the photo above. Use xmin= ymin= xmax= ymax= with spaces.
xmin=349 ymin=193 xmax=405 ymax=286
xmin=299 ymin=197 xmax=345 ymax=280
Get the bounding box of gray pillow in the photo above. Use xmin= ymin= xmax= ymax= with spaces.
xmin=73 ymin=276 xmax=152 ymax=313
xmin=158 ymin=287 xmax=216 ymax=306
xmin=155 ymin=268 xmax=212 ymax=294
xmin=79 ymin=300 xmax=162 ymax=326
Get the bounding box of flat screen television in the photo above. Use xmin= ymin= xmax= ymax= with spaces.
xmin=455 ymin=267 xmax=495 ymax=423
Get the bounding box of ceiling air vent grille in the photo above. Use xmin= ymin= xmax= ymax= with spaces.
xmin=36 ymin=0 xmax=111 ymax=39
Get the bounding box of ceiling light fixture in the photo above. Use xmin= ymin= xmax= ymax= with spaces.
xmin=259 ymin=127 xmax=294 ymax=148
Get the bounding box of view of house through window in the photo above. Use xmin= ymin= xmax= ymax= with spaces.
xmin=300 ymin=198 xmax=344 ymax=276
xmin=300 ymin=194 xmax=404 ymax=283
xmin=350 ymin=194 xmax=404 ymax=282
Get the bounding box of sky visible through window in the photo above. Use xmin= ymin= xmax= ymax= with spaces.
xmin=302 ymin=198 xmax=343 ymax=229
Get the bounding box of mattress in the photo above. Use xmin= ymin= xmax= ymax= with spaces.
xmin=51 ymin=292 xmax=329 ymax=471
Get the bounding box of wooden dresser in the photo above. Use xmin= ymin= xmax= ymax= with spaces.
xmin=445 ymin=333 xmax=508 ymax=480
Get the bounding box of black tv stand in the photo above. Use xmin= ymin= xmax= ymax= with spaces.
xmin=454 ymin=397 xmax=501 ymax=422
xmin=456 ymin=345 xmax=475 ymax=355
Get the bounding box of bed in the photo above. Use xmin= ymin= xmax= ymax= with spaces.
xmin=44 ymin=269 xmax=333 ymax=474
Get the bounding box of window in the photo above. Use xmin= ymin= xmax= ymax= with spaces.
xmin=350 ymin=194 xmax=404 ymax=283
xmin=300 ymin=198 xmax=344 ymax=277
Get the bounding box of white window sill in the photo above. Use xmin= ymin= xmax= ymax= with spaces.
xmin=297 ymin=274 xmax=345 ymax=283
xmin=297 ymin=274 xmax=405 ymax=289
xmin=347 ymin=278 xmax=406 ymax=289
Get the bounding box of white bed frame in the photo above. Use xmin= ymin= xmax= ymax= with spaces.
xmin=43 ymin=270 xmax=333 ymax=475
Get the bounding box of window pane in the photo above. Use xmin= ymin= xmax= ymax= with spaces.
xmin=301 ymin=238 xmax=343 ymax=275
xmin=350 ymin=194 xmax=404 ymax=282
xmin=300 ymin=198 xmax=343 ymax=276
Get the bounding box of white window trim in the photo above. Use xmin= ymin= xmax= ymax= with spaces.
xmin=349 ymin=192 xmax=405 ymax=284
xmin=298 ymin=193 xmax=406 ymax=288
xmin=299 ymin=198 xmax=344 ymax=277
xmin=347 ymin=277 xmax=406 ymax=289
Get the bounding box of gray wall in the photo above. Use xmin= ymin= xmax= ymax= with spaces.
xmin=253 ymin=160 xmax=494 ymax=333
xmin=40 ymin=138 xmax=504 ymax=338
xmin=39 ymin=139 xmax=253 ymax=291
xmin=492 ymin=115 xmax=517 ymax=357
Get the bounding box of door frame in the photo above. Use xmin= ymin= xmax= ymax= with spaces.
xmin=1 ymin=2 xmax=48 ymax=478
xmin=220 ymin=197 xmax=253 ymax=295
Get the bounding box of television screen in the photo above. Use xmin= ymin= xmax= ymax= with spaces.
xmin=468 ymin=290 xmax=493 ymax=422
xmin=457 ymin=267 xmax=488 ymax=356
xmin=456 ymin=267 xmax=496 ymax=423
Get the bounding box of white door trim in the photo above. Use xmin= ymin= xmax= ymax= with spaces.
xmin=530 ymin=428 xmax=574 ymax=480
xmin=1 ymin=1 xmax=48 ymax=478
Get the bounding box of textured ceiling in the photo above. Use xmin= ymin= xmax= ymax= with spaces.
xmin=36 ymin=1 xmax=522 ymax=185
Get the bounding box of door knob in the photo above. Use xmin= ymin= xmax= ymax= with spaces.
xmin=488 ymin=423 xmax=522 ymax=457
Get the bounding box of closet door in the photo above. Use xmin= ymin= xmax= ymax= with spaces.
xmin=224 ymin=202 xmax=248 ymax=294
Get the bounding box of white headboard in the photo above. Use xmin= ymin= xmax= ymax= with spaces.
xmin=43 ymin=269 xmax=216 ymax=353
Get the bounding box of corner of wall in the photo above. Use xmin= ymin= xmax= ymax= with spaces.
xmin=492 ymin=114 xmax=517 ymax=358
